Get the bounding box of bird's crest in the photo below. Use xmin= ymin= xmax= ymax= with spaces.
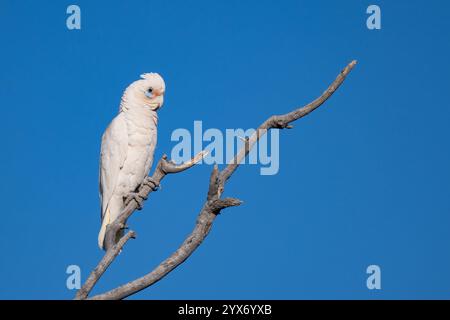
xmin=140 ymin=73 xmax=158 ymax=80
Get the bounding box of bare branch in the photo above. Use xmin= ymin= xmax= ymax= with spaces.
xmin=75 ymin=231 xmax=136 ymax=300
xmin=207 ymin=164 xmax=220 ymax=201
xmin=162 ymin=150 xmax=209 ymax=174
xmin=87 ymin=60 xmax=357 ymax=300
xmin=220 ymin=59 xmax=357 ymax=182
xmin=89 ymin=198 xmax=242 ymax=300
xmin=103 ymin=150 xmax=207 ymax=250
xmin=75 ymin=151 xmax=206 ymax=299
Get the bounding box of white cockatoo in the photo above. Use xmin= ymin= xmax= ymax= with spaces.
xmin=98 ymin=73 xmax=166 ymax=250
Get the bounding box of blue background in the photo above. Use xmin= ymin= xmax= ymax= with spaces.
xmin=0 ymin=0 xmax=449 ymax=299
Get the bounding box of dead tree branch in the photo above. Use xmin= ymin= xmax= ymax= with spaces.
xmin=83 ymin=60 xmax=357 ymax=300
xmin=103 ymin=151 xmax=208 ymax=251
xmin=74 ymin=231 xmax=136 ymax=300
xmin=75 ymin=151 xmax=207 ymax=300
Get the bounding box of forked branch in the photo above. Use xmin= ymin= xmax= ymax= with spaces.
xmin=75 ymin=151 xmax=207 ymax=300
xmin=81 ymin=60 xmax=357 ymax=300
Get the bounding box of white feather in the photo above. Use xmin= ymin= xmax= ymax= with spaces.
xmin=98 ymin=74 xmax=163 ymax=249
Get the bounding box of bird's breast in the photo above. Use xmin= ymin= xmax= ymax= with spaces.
xmin=115 ymin=108 xmax=158 ymax=195
xmin=124 ymin=106 xmax=158 ymax=146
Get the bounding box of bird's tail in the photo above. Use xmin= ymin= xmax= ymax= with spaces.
xmin=98 ymin=219 xmax=108 ymax=250
xmin=98 ymin=197 xmax=125 ymax=250
xmin=98 ymin=221 xmax=124 ymax=250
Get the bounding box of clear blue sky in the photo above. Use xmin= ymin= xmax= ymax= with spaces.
xmin=1 ymin=0 xmax=449 ymax=299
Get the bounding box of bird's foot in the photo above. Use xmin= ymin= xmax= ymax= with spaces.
xmin=124 ymin=193 xmax=147 ymax=210
xmin=118 ymin=223 xmax=129 ymax=230
xmin=143 ymin=176 xmax=159 ymax=191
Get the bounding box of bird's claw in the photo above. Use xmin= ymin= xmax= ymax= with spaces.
xmin=143 ymin=176 xmax=159 ymax=191
xmin=124 ymin=193 xmax=146 ymax=210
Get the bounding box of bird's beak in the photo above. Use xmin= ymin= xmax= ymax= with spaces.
xmin=153 ymin=88 xmax=164 ymax=96
xmin=155 ymin=89 xmax=165 ymax=110
xmin=148 ymin=92 xmax=164 ymax=111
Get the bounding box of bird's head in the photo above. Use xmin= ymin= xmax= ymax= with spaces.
xmin=129 ymin=73 xmax=166 ymax=111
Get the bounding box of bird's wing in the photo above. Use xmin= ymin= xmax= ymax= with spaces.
xmin=99 ymin=112 xmax=128 ymax=221
xmin=143 ymin=126 xmax=158 ymax=176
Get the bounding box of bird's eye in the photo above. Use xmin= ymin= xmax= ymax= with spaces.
xmin=145 ymin=87 xmax=154 ymax=98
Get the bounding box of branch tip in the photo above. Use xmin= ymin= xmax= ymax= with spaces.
xmin=80 ymin=61 xmax=356 ymax=300
xmin=209 ymin=197 xmax=243 ymax=213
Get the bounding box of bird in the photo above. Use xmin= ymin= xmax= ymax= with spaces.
xmin=98 ymin=73 xmax=166 ymax=250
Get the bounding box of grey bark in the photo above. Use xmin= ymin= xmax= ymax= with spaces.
xmin=76 ymin=60 xmax=357 ymax=300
